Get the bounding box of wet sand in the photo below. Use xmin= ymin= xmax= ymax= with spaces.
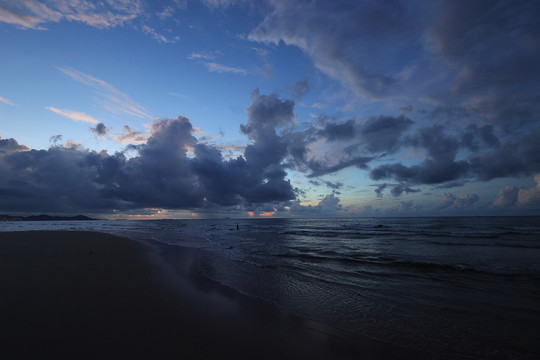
xmin=0 ymin=231 xmax=462 ymax=359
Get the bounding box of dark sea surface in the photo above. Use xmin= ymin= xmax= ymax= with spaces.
xmin=2 ymin=216 xmax=539 ymax=359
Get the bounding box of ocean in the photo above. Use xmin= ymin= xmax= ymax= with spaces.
xmin=2 ymin=216 xmax=539 ymax=359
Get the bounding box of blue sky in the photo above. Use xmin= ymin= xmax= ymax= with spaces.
xmin=1 ymin=0 xmax=539 ymax=218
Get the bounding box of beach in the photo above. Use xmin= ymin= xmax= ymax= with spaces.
xmin=0 ymin=230 xmax=462 ymax=360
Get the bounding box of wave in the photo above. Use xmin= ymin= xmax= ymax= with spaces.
xmin=275 ymin=251 xmax=537 ymax=276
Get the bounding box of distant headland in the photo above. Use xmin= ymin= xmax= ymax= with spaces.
xmin=0 ymin=215 xmax=96 ymax=221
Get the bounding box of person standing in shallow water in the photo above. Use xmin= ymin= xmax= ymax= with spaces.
xmin=236 ymin=224 xmax=239 ymax=230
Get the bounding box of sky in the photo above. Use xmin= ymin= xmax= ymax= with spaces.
xmin=0 ymin=0 xmax=539 ymax=219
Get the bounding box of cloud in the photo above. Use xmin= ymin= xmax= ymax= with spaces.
xmin=374 ymin=183 xmax=387 ymax=199
xmin=430 ymin=1 xmax=540 ymax=96
xmin=0 ymin=90 xmax=301 ymax=213
xmin=249 ymin=0 xmax=424 ymax=98
xmin=187 ymin=52 xmax=215 ymax=60
xmin=242 ymin=0 xmax=540 ymax=194
xmin=517 ymin=174 xmax=540 ymax=207
xmin=46 ymin=106 xmax=100 ymax=124
xmin=141 ymin=25 xmax=179 ymax=43
xmin=494 ymin=175 xmax=540 ymax=208
xmin=390 ymin=184 xmax=420 ymax=197
xmin=437 ymin=193 xmax=479 ymax=211
xmin=313 ymin=115 xmax=413 ymax=154
xmin=286 ymin=115 xmax=412 ymax=178
xmin=59 ymin=68 xmax=151 ymax=119
xmin=90 ymin=123 xmax=110 ymax=138
xmin=0 ymin=96 xmax=14 ymax=106
xmin=113 ymin=125 xmax=147 ymax=144
xmin=0 ymin=0 xmax=143 ymax=30
xmin=0 ymin=137 xmax=30 ymax=154
xmin=285 ymin=193 xmax=343 ymax=216
xmin=204 ymin=62 xmax=247 ymax=75
xmin=307 ymin=156 xmax=372 ymax=178
xmin=370 ymin=124 xmax=469 ymax=185
xmin=308 ymin=179 xmax=343 ymax=191
xmin=372 ymin=182 xmax=419 ymax=198
xmin=360 ymin=115 xmax=413 ymax=153
xmin=492 ymin=185 xmax=519 ymax=208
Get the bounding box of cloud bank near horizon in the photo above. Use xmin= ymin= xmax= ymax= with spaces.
xmin=1 ymin=87 xmax=540 ymax=216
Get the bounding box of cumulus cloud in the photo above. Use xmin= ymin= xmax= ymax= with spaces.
xmin=0 ymin=90 xmax=301 ymax=213
xmin=492 ymin=185 xmax=519 ymax=208
xmin=437 ymin=193 xmax=479 ymax=211
xmin=493 ymin=175 xmax=540 ymax=208
xmin=0 ymin=137 xmax=30 ymax=154
xmin=285 ymin=193 xmax=343 ymax=216
xmin=518 ymin=175 xmax=540 ymax=207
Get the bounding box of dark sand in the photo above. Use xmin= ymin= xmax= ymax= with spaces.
xmin=0 ymin=231 xmax=462 ymax=359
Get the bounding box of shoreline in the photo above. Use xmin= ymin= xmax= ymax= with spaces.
xmin=0 ymin=230 xmax=463 ymax=359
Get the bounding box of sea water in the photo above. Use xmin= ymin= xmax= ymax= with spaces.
xmin=2 ymin=217 xmax=539 ymax=359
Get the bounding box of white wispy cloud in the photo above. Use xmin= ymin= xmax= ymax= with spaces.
xmin=59 ymin=67 xmax=152 ymax=119
xmin=0 ymin=96 xmax=14 ymax=106
xmin=0 ymin=0 xmax=143 ymax=30
xmin=46 ymin=107 xmax=100 ymax=124
xmin=141 ymin=25 xmax=179 ymax=43
xmin=204 ymin=62 xmax=247 ymax=75
xmin=187 ymin=52 xmax=214 ymax=60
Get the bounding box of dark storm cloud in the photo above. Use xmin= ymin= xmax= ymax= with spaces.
xmin=0 ymin=142 xmax=119 ymax=213
xmin=360 ymin=116 xmax=413 ymax=153
xmin=370 ymin=160 xmax=469 ymax=185
xmin=372 ymin=182 xmax=419 ymax=198
xmin=460 ymin=124 xmax=499 ymax=152
xmin=247 ymin=0 xmax=540 ymax=193
xmin=390 ymin=184 xmax=420 ymax=197
xmin=370 ymin=124 xmax=469 ymax=185
xmin=307 ymin=156 xmax=373 ymax=178
xmin=312 ymin=115 xmax=413 ymax=158
xmin=249 ymin=0 xmax=426 ymax=98
xmin=0 ymin=90 xmax=300 ymax=213
xmin=433 ymin=181 xmax=467 ymax=189
xmin=468 ymin=126 xmax=540 ymax=181
xmin=432 ymin=0 xmax=540 ymax=94
xmin=317 ymin=119 xmax=356 ymax=142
